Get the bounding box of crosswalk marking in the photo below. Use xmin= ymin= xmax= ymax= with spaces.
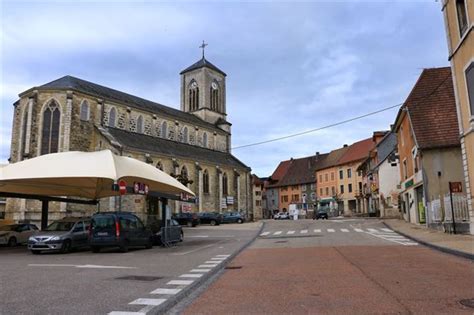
xmin=167 ymin=280 xmax=193 ymax=285
xmin=151 ymin=288 xmax=182 ymax=295
xmin=314 ymin=229 xmax=321 ymax=233
xmin=366 ymin=230 xmax=418 ymax=246
xmin=180 ymin=274 xmax=203 ymax=278
xmin=300 ymin=230 xmax=308 ymax=234
xmin=191 ymin=269 xmax=211 ymax=272
xmin=354 ymin=228 xmax=364 ymax=232
xmin=129 ymin=298 xmax=166 ymax=306
xmin=287 ymin=230 xmax=295 ymax=234
xmin=215 ymin=255 xmax=230 ymax=257
xmin=367 ymin=228 xmax=379 ymax=232
xmin=341 ymin=228 xmax=349 ymax=232
xmin=198 ymin=264 xmax=217 ymax=268
xmin=327 ymin=229 xmax=335 ymax=233
xmin=381 ymin=228 xmax=393 ymax=232
xmin=260 ymin=232 xmax=270 ymax=236
xmin=274 ymin=231 xmax=282 ymax=235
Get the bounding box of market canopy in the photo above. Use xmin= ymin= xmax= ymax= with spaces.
xmin=0 ymin=150 xmax=194 ymax=200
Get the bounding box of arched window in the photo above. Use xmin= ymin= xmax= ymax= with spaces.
xmin=136 ymin=115 xmax=143 ymax=133
xmin=183 ymin=127 xmax=188 ymax=143
xmin=109 ymin=108 xmax=116 ymax=128
xmin=203 ymin=132 xmax=208 ymax=148
xmin=210 ymin=81 xmax=219 ymax=111
xmin=156 ymin=161 xmax=163 ymax=171
xmin=189 ymin=81 xmax=199 ymax=111
xmin=80 ymin=100 xmax=89 ymax=121
xmin=222 ymin=172 xmax=228 ymax=195
xmin=20 ymin=107 xmax=28 ymax=158
xmin=161 ymin=121 xmax=168 ymax=138
xmin=203 ymin=169 xmax=210 ymax=194
xmin=41 ymin=100 xmax=61 ymax=155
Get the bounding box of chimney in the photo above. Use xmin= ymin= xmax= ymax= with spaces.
xmin=316 ymin=151 xmax=320 ymax=157
xmin=343 ymin=144 xmax=348 ymax=148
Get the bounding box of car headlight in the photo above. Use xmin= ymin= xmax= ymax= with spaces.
xmin=28 ymin=236 xmax=36 ymax=241
xmin=50 ymin=236 xmax=61 ymax=241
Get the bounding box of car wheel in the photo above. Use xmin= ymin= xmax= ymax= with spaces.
xmin=179 ymin=231 xmax=184 ymax=242
xmin=31 ymin=250 xmax=41 ymax=255
xmin=237 ymin=219 xmax=243 ymax=224
xmin=210 ymin=220 xmax=216 ymax=226
xmin=61 ymin=240 xmax=71 ymax=254
xmin=145 ymin=237 xmax=153 ymax=249
xmin=187 ymin=221 xmax=193 ymax=227
xmin=120 ymin=240 xmax=129 ymax=253
xmin=91 ymin=246 xmax=100 ymax=253
xmin=7 ymin=237 xmax=17 ymax=247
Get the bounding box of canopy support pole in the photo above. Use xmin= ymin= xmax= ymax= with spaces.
xmin=41 ymin=200 xmax=49 ymax=230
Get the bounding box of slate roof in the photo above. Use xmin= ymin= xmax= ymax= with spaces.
xmin=376 ymin=132 xmax=397 ymax=165
xmin=336 ymin=138 xmax=375 ymax=166
xmin=26 ymin=75 xmax=226 ymax=133
xmin=103 ymin=127 xmax=250 ymax=170
xmin=314 ymin=147 xmax=349 ymax=171
xmin=180 ymin=57 xmax=227 ymax=76
xmin=272 ymin=154 xmax=329 ymax=187
xmin=403 ymin=67 xmax=460 ymax=150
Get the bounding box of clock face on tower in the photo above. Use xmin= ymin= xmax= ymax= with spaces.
xmin=211 ymin=82 xmax=218 ymax=89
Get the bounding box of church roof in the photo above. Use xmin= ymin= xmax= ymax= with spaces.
xmin=103 ymin=127 xmax=250 ymax=171
xmin=27 ymin=75 xmax=228 ymax=134
xmin=180 ymin=57 xmax=227 ymax=76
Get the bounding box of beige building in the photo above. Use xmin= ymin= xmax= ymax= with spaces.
xmin=442 ymin=0 xmax=474 ymax=233
xmin=6 ymin=55 xmax=252 ymax=226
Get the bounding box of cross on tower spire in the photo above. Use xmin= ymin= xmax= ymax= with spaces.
xmin=199 ymin=40 xmax=208 ymax=58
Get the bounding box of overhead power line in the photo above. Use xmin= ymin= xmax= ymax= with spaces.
xmin=231 ymin=103 xmax=403 ymax=150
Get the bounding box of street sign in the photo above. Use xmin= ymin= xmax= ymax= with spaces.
xmin=118 ymin=180 xmax=127 ymax=195
xmin=449 ymin=182 xmax=463 ymax=193
xmin=133 ymin=182 xmax=149 ymax=195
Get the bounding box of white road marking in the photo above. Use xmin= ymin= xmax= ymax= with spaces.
xmin=172 ymin=242 xmax=223 ymax=256
xmin=260 ymin=232 xmax=270 ymax=236
xmin=327 ymin=229 xmax=335 ymax=233
xmin=151 ymin=288 xmax=182 ymax=295
xmin=300 ymin=230 xmax=308 ymax=234
xmin=367 ymin=228 xmax=379 ymax=232
xmin=210 ymin=257 xmax=226 ymax=260
xmin=109 ymin=312 xmax=145 ymax=315
xmin=28 ymin=264 xmax=136 ymax=269
xmin=354 ymin=228 xmax=364 ymax=232
xmin=287 ymin=230 xmax=295 ymax=234
xmin=180 ymin=273 xmax=203 ymax=278
xmin=187 ymin=235 xmax=209 ymax=238
xmin=129 ymin=298 xmax=166 ymax=306
xmin=273 ymin=231 xmax=282 ymax=235
xmin=314 ymin=229 xmax=321 ymax=233
xmin=167 ymin=280 xmax=194 ymax=285
xmin=381 ymin=228 xmax=393 ymax=232
xmin=205 ymin=260 xmax=221 ymax=264
xmin=365 ymin=231 xmax=418 ymax=246
xmin=341 ymin=229 xmax=350 ymax=232
xmin=216 ymin=254 xmax=230 ymax=257
xmin=190 ymin=269 xmax=211 ymax=272
xmin=198 ymin=264 xmax=217 ymax=268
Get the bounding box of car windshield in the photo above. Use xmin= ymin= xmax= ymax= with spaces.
xmin=45 ymin=221 xmax=75 ymax=231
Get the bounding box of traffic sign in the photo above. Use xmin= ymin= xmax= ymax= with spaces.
xmin=119 ymin=180 xmax=127 ymax=195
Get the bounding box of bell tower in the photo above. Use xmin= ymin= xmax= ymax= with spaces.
xmin=180 ymin=42 xmax=230 ymax=132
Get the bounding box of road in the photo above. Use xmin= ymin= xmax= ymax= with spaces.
xmin=181 ymin=218 xmax=474 ymax=315
xmin=0 ymin=222 xmax=261 ymax=315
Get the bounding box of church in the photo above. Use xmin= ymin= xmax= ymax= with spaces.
xmin=6 ymin=51 xmax=253 ymax=225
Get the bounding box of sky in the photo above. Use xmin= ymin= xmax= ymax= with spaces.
xmin=0 ymin=0 xmax=449 ymax=176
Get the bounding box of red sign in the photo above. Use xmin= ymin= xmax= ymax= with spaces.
xmin=118 ymin=180 xmax=127 ymax=195
xmin=449 ymin=182 xmax=463 ymax=193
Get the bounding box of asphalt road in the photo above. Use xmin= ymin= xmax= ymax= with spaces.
xmin=0 ymin=222 xmax=261 ymax=315
xmin=181 ymin=218 xmax=474 ymax=315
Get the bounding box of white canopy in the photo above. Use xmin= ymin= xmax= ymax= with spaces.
xmin=0 ymin=150 xmax=194 ymax=199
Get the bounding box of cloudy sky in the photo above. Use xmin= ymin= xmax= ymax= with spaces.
xmin=0 ymin=0 xmax=449 ymax=176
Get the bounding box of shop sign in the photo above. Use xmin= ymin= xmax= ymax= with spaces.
xmin=226 ymin=196 xmax=234 ymax=205
xmin=404 ymin=179 xmax=414 ymax=189
xmin=221 ymin=198 xmax=227 ymax=208
xmin=133 ymin=182 xmax=149 ymax=195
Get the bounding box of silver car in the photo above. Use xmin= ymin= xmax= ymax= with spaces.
xmin=28 ymin=217 xmax=90 ymax=254
xmin=0 ymin=224 xmax=39 ymax=246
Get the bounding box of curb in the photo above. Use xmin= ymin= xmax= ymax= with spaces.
xmin=152 ymin=221 xmax=266 ymax=315
xmin=382 ymin=221 xmax=474 ymax=261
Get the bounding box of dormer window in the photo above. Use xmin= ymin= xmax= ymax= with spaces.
xmin=189 ymin=80 xmax=199 ymax=111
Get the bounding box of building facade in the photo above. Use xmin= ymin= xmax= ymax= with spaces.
xmin=6 ymin=56 xmax=253 ymax=226
xmin=442 ymin=0 xmax=474 ymax=234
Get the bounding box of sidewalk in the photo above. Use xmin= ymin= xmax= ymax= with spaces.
xmin=383 ymin=218 xmax=474 ymax=259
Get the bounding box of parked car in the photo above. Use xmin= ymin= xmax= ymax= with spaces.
xmin=313 ymin=209 xmax=329 ymax=220
xmin=274 ymin=212 xmax=290 ymax=220
xmin=222 ymin=212 xmax=245 ymax=224
xmin=151 ymin=219 xmax=183 ymax=245
xmin=198 ymin=212 xmax=222 ymax=225
xmin=89 ymin=212 xmax=153 ymax=253
xmin=0 ymin=224 xmax=39 ymax=247
xmin=28 ymin=217 xmax=90 ymax=254
xmin=172 ymin=212 xmax=200 ymax=227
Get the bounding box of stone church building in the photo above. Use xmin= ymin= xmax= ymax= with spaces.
xmin=6 ymin=56 xmax=253 ymax=225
